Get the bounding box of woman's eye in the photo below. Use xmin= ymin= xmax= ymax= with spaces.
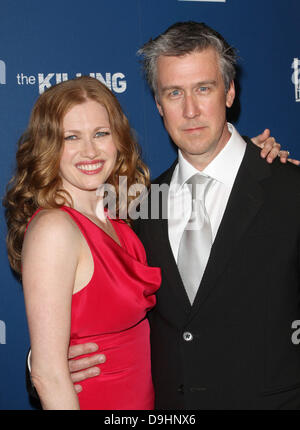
xmin=95 ymin=131 xmax=110 ymax=137
xmin=64 ymin=135 xmax=77 ymax=141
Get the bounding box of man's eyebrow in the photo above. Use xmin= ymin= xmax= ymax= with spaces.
xmin=160 ymin=80 xmax=217 ymax=93
xmin=160 ymin=85 xmax=181 ymax=94
xmin=196 ymin=80 xmax=217 ymax=86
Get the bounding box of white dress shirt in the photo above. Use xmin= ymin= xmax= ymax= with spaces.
xmin=168 ymin=123 xmax=247 ymax=262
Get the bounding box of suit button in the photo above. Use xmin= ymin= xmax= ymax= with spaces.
xmin=183 ymin=331 xmax=193 ymax=342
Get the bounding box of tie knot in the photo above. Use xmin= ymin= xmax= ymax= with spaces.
xmin=187 ymin=174 xmax=212 ymax=200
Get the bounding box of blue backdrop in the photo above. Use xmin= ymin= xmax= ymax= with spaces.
xmin=0 ymin=0 xmax=299 ymax=410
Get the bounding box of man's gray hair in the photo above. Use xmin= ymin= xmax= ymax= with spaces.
xmin=137 ymin=21 xmax=237 ymax=96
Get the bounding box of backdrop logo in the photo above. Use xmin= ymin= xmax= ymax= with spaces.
xmin=292 ymin=58 xmax=300 ymax=102
xmin=0 ymin=320 xmax=6 ymax=344
xmin=16 ymin=72 xmax=127 ymax=94
xmin=0 ymin=60 xmax=6 ymax=84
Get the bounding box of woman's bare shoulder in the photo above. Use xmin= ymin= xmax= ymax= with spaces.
xmin=23 ymin=208 xmax=81 ymax=251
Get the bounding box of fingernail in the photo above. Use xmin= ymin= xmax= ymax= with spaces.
xmin=88 ymin=344 xmax=99 ymax=352
xmin=98 ymin=354 xmax=106 ymax=363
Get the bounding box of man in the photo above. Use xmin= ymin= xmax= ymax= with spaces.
xmin=132 ymin=22 xmax=300 ymax=409
xmin=27 ymin=22 xmax=300 ymax=409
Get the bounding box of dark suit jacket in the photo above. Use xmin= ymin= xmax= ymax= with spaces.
xmin=135 ymin=137 xmax=300 ymax=410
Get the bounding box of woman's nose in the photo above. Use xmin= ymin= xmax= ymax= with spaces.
xmin=81 ymin=138 xmax=98 ymax=158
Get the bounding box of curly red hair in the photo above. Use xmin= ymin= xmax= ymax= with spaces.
xmin=3 ymin=76 xmax=150 ymax=274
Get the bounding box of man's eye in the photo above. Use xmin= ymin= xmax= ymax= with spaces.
xmin=169 ymin=89 xmax=181 ymax=97
xmin=199 ymin=86 xmax=209 ymax=92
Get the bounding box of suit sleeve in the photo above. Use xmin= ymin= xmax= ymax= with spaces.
xmin=25 ymin=349 xmax=42 ymax=408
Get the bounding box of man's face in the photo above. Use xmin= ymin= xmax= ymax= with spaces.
xmin=155 ymin=48 xmax=235 ymax=170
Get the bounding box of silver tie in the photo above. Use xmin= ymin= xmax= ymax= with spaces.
xmin=177 ymin=174 xmax=213 ymax=304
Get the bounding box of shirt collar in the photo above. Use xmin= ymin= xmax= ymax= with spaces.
xmin=175 ymin=123 xmax=246 ymax=191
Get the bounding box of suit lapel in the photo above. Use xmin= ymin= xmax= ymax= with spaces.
xmin=189 ymin=142 xmax=271 ymax=319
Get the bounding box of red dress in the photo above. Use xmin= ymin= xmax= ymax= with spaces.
xmin=61 ymin=206 xmax=161 ymax=410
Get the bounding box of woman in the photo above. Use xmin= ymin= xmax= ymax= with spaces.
xmin=4 ymin=76 xmax=161 ymax=409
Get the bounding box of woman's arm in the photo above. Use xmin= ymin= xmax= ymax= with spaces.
xmin=251 ymin=128 xmax=299 ymax=165
xmin=22 ymin=209 xmax=81 ymax=410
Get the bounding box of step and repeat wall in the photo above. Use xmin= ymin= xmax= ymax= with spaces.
xmin=0 ymin=0 xmax=299 ymax=410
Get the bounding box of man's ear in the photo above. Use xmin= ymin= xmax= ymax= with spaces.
xmin=226 ymin=80 xmax=235 ymax=108
xmin=155 ymin=96 xmax=164 ymax=117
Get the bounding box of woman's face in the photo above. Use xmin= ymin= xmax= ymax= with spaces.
xmin=59 ymin=99 xmax=118 ymax=196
